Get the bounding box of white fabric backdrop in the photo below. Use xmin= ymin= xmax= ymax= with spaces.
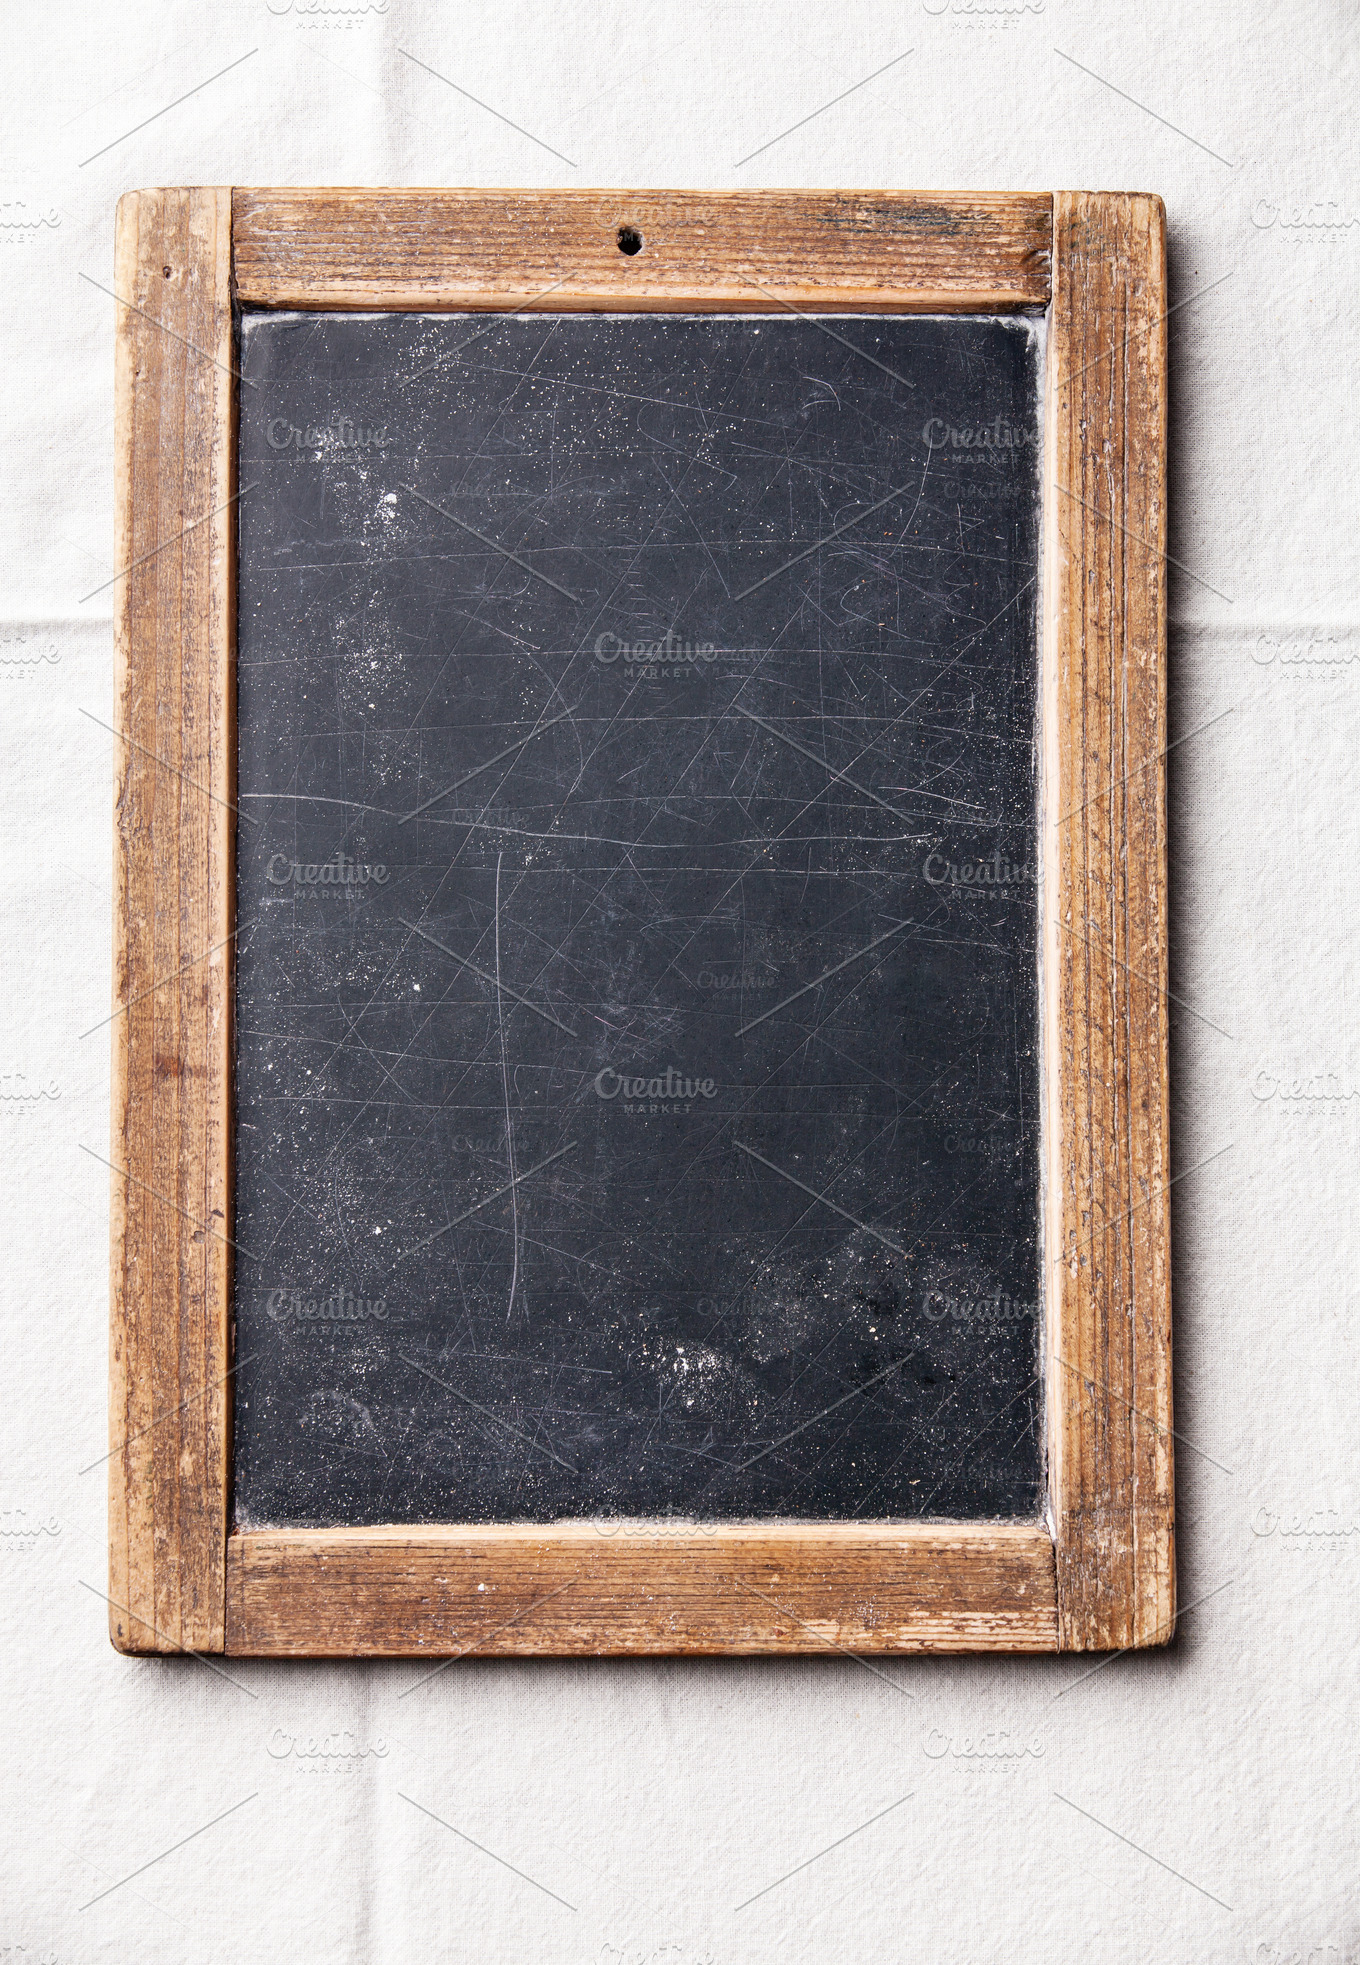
xmin=3 ymin=3 xmax=1357 ymax=1960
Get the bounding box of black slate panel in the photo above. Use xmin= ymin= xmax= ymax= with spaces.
xmin=232 ymin=309 xmax=1044 ymax=1528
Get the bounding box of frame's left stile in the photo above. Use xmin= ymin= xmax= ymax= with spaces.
xmin=109 ymin=187 xmax=236 ymax=1653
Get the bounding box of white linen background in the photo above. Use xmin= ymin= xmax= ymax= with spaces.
xmin=2 ymin=3 xmax=1356 ymax=1960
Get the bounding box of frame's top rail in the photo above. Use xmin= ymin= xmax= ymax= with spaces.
xmin=227 ymin=187 xmax=1053 ymax=313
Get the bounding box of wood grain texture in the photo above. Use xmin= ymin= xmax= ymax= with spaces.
xmin=1043 ymin=193 xmax=1174 ymax=1650
xmin=225 ymin=1523 xmax=1057 ymax=1656
xmin=108 ymin=188 xmax=235 ymax=1654
xmin=231 ymin=188 xmax=1051 ymax=312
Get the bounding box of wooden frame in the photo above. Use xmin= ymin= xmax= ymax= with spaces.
xmin=108 ymin=188 xmax=1170 ymax=1658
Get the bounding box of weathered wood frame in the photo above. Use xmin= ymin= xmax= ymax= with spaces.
xmin=108 ymin=188 xmax=1170 ymax=1659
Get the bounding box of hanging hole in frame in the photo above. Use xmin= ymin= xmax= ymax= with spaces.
xmin=616 ymin=225 xmax=643 ymax=256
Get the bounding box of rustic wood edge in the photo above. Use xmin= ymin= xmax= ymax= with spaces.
xmin=108 ymin=187 xmax=235 ymax=1654
xmin=1043 ymin=192 xmax=1174 ymax=1650
xmin=229 ymin=187 xmax=1052 ymax=311
xmin=224 ymin=1522 xmax=1058 ymax=1656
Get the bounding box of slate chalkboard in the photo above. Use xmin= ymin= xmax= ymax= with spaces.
xmin=231 ymin=308 xmax=1043 ymax=1529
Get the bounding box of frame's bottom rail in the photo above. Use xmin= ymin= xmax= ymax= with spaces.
xmin=222 ymin=1522 xmax=1058 ymax=1657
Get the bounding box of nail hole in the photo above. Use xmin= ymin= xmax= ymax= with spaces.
xmin=163 ymin=265 xmax=173 ymax=278
xmin=616 ymin=225 xmax=643 ymax=257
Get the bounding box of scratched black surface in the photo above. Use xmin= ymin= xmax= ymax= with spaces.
xmin=232 ymin=309 xmax=1044 ymax=1528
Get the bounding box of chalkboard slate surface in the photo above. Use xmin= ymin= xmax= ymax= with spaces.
xmin=232 ymin=309 xmax=1043 ymax=1529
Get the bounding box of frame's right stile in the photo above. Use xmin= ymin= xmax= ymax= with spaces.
xmin=1044 ymin=191 xmax=1173 ymax=1650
